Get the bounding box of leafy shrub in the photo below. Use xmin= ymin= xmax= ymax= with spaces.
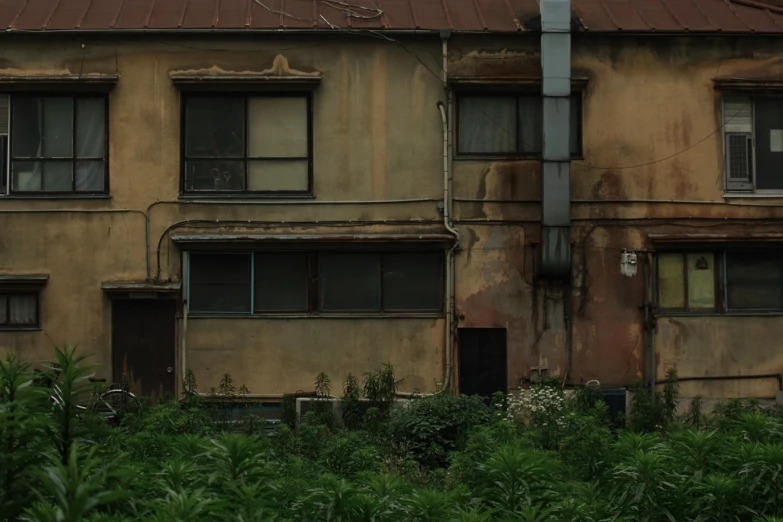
xmin=388 ymin=394 xmax=493 ymax=467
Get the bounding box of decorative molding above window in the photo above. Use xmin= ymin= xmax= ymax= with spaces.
xmin=170 ymin=55 xmax=321 ymax=92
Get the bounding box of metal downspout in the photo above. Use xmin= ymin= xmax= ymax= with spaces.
xmin=438 ymin=30 xmax=459 ymax=392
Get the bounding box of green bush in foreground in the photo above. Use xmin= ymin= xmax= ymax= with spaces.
xmin=5 ymin=348 xmax=783 ymax=521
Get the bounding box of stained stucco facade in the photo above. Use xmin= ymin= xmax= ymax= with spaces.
xmin=2 ymin=32 xmax=783 ymax=401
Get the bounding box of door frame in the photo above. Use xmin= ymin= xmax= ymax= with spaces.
xmin=103 ymin=282 xmax=181 ymax=395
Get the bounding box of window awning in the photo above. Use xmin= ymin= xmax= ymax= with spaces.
xmin=0 ymin=74 xmax=118 ymax=92
xmin=649 ymin=233 xmax=783 ymax=244
xmin=170 ymin=233 xmax=455 ymax=249
xmin=101 ymin=281 xmax=181 ymax=294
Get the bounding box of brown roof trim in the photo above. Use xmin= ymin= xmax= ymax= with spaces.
xmin=649 ymin=233 xmax=783 ymax=243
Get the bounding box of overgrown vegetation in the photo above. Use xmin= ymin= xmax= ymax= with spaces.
xmin=3 ymin=348 xmax=783 ymax=521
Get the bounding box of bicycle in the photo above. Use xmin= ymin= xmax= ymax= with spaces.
xmin=35 ymin=366 xmax=139 ymax=424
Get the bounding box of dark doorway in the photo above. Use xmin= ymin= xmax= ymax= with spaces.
xmin=458 ymin=328 xmax=507 ymax=397
xmin=111 ymin=299 xmax=176 ymax=397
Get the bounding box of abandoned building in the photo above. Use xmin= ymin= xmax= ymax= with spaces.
xmin=1 ymin=0 xmax=783 ymax=409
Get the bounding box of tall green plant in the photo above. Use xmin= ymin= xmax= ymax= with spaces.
xmin=47 ymin=345 xmax=98 ymax=465
xmin=0 ymin=355 xmax=50 ymax=519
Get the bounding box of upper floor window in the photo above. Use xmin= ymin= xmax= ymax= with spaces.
xmin=187 ymin=250 xmax=443 ymax=315
xmin=1 ymin=94 xmax=107 ymax=195
xmin=658 ymin=249 xmax=783 ymax=313
xmin=456 ymin=93 xmax=582 ymax=158
xmin=724 ymin=97 xmax=783 ymax=193
xmin=182 ymin=94 xmax=312 ymax=195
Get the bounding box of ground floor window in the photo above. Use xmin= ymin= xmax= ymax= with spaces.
xmin=657 ymin=249 xmax=783 ymax=313
xmin=187 ymin=250 xmax=444 ymax=315
xmin=0 ymin=292 xmax=39 ymax=329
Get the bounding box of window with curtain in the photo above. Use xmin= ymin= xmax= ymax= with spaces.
xmin=9 ymin=95 xmax=107 ymax=194
xmin=0 ymin=293 xmax=39 ymax=329
xmin=182 ymin=94 xmax=311 ymax=195
xmin=457 ymin=93 xmax=582 ymax=157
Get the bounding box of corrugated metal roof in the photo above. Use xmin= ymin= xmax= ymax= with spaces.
xmin=1 ymin=0 xmax=782 ymax=33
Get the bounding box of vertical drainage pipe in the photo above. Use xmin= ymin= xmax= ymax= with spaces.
xmin=438 ymin=30 xmax=459 ymax=392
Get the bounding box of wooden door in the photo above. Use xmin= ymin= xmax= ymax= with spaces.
xmin=111 ymin=299 xmax=176 ymax=398
xmin=458 ymin=328 xmax=507 ymax=397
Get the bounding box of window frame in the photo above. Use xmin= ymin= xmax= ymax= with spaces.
xmin=0 ymin=291 xmax=41 ymax=330
xmin=179 ymin=92 xmax=314 ymax=197
xmin=6 ymin=93 xmax=109 ymax=196
xmin=186 ymin=249 xmax=445 ymax=317
xmin=655 ymin=247 xmax=783 ymax=315
xmin=656 ymin=250 xmax=721 ymax=314
xmin=454 ymin=91 xmax=583 ymax=160
xmin=723 ymin=95 xmax=783 ymax=195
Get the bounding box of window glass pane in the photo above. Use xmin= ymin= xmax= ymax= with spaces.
xmin=9 ymin=294 xmax=36 ymax=325
xmin=247 ymin=160 xmax=308 ymax=191
xmin=382 ymin=253 xmax=442 ymax=311
xmin=248 ymin=97 xmax=307 ymax=158
xmin=185 ymin=97 xmax=245 ymax=158
xmin=184 ymin=160 xmax=245 ymax=191
xmin=189 ymin=253 xmax=251 ymax=313
xmin=321 ymin=253 xmax=381 ymax=311
xmin=518 ymin=96 xmax=542 ymax=154
xmin=458 ymin=96 xmax=516 ymax=154
xmin=686 ymin=253 xmax=715 ymax=309
xmin=12 ymin=97 xmax=43 ymax=158
xmin=43 ymin=97 xmax=73 ymax=158
xmin=0 ymin=295 xmax=7 ymax=324
xmin=754 ymin=98 xmax=783 ymax=190
xmin=726 ymin=252 xmax=783 ymax=310
xmin=75 ymin=161 xmax=105 ymax=192
xmin=254 ymin=253 xmax=309 ymax=311
xmin=11 ymin=161 xmax=42 ymax=191
xmin=658 ymin=254 xmax=685 ymax=309
xmin=42 ymin=161 xmax=73 ymax=192
xmin=76 ymin=98 xmax=105 ymax=158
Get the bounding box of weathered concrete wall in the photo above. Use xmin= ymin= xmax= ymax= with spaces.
xmin=3 ymin=34 xmax=783 ymax=397
xmin=187 ymin=318 xmax=444 ymax=395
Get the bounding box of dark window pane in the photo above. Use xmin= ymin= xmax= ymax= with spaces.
xmin=458 ymin=96 xmax=516 ymax=154
xmin=321 ymin=253 xmax=381 ymax=311
xmin=254 ymin=253 xmax=309 ymax=312
xmin=8 ymin=294 xmax=37 ymax=325
xmin=0 ymin=295 xmax=7 ymax=324
xmin=185 ymin=97 xmax=245 ymax=158
xmin=75 ymin=161 xmax=105 ymax=192
xmin=12 ymin=97 xmax=44 ymax=158
xmin=11 ymin=161 xmax=42 ymax=191
xmin=754 ymin=98 xmax=783 ymax=190
xmin=0 ymin=137 xmax=7 ymax=194
xmin=382 ymin=253 xmax=443 ymax=311
xmin=726 ymin=252 xmax=783 ymax=310
xmin=189 ymin=253 xmax=251 ymax=313
xmin=184 ymin=160 xmax=245 ymax=191
xmin=518 ymin=96 xmax=542 ymax=154
xmin=76 ymin=97 xmax=105 ymax=158
xmin=42 ymin=161 xmax=73 ymax=192
xmin=43 ymin=98 xmax=73 ymax=158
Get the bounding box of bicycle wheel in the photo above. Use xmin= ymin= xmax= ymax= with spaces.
xmin=93 ymin=389 xmax=138 ymax=422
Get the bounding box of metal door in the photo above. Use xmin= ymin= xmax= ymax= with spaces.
xmin=111 ymin=299 xmax=176 ymax=397
xmin=458 ymin=328 xmax=507 ymax=397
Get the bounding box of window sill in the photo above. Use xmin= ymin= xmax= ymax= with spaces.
xmin=0 ymin=194 xmax=111 ymax=200
xmin=187 ymin=312 xmax=445 ymax=319
xmin=0 ymin=327 xmax=41 ymax=332
xmin=179 ymin=193 xmax=315 ymax=200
